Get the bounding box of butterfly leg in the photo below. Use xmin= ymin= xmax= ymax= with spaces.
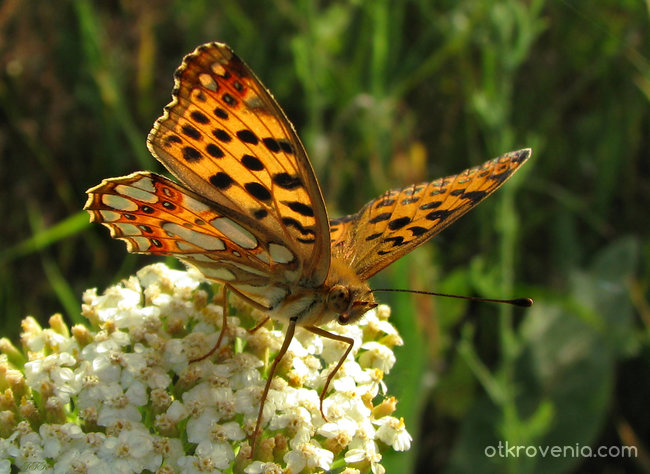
xmin=305 ymin=326 xmax=355 ymax=422
xmin=189 ymin=284 xmax=272 ymax=363
xmin=190 ymin=284 xmax=229 ymax=363
xmin=248 ymin=316 xmax=271 ymax=334
xmin=250 ymin=317 xmax=297 ymax=457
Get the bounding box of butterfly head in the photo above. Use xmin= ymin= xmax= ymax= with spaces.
xmin=327 ymin=284 xmax=377 ymax=325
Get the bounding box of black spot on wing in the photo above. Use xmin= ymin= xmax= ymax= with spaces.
xmin=420 ymin=201 xmax=442 ymax=210
xmin=190 ymin=110 xmax=210 ymax=124
xmin=282 ymin=217 xmax=315 ymax=236
xmin=212 ymin=129 xmax=232 ymax=142
xmin=490 ymin=169 xmax=515 ymax=184
xmin=365 ymin=232 xmax=383 ymax=241
xmin=426 ymin=210 xmax=453 ymax=221
xmin=223 ymin=93 xmax=237 ymax=106
xmin=181 ymin=124 xmax=201 ymax=140
xmin=241 ymin=154 xmax=264 ymax=171
xmin=369 ymin=212 xmax=391 ymax=224
xmin=388 ymin=216 xmax=411 ymax=230
xmin=206 ymin=144 xmax=225 ymax=158
xmin=461 ymin=190 xmax=488 ymax=203
xmin=237 ymin=129 xmax=259 ymax=145
xmin=214 ymin=107 xmax=228 ymax=119
xmin=164 ymin=134 xmax=182 ymax=146
xmin=383 ymin=236 xmax=405 ymax=247
xmin=408 ymin=226 xmax=427 ymax=237
xmin=278 ymin=139 xmax=294 ymax=154
xmin=262 ymin=137 xmax=281 ymax=153
xmin=253 ymin=209 xmax=268 ymax=219
xmin=285 ymin=201 xmax=314 ymax=217
xmin=210 ymin=172 xmax=234 ymax=190
xmin=273 ymin=173 xmax=303 ymax=190
xmin=245 ymin=182 xmax=272 ymax=201
xmin=182 ymin=146 xmax=201 ymax=162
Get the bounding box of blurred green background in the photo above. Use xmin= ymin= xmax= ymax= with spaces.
xmin=1 ymin=0 xmax=648 ymax=472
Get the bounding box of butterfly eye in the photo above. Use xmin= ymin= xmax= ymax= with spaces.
xmin=338 ymin=313 xmax=350 ymax=325
xmin=327 ymin=284 xmax=350 ymax=314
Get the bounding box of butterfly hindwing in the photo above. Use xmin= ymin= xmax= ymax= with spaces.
xmin=330 ymin=149 xmax=531 ymax=280
xmin=147 ymin=42 xmax=330 ymax=285
xmin=85 ymin=171 xmax=302 ymax=287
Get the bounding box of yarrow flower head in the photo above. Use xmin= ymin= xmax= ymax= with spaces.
xmin=0 ymin=263 xmax=411 ymax=472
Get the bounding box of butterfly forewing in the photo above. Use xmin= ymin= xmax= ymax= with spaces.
xmin=330 ymin=149 xmax=531 ymax=280
xmin=147 ymin=42 xmax=330 ymax=285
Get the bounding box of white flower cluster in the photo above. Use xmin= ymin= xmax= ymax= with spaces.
xmin=0 ymin=263 xmax=411 ymax=473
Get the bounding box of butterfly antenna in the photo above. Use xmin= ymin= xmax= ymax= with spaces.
xmin=371 ymin=288 xmax=533 ymax=307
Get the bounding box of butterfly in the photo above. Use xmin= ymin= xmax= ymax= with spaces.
xmin=84 ymin=42 xmax=530 ymax=454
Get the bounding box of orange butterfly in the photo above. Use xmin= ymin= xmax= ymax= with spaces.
xmin=85 ymin=42 xmax=530 ymax=453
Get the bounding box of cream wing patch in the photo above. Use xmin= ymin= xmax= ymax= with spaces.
xmin=269 ymin=243 xmax=294 ymax=264
xmin=102 ymin=194 xmax=138 ymax=212
xmin=210 ymin=218 xmax=258 ymax=249
xmin=162 ymin=222 xmax=226 ymax=250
